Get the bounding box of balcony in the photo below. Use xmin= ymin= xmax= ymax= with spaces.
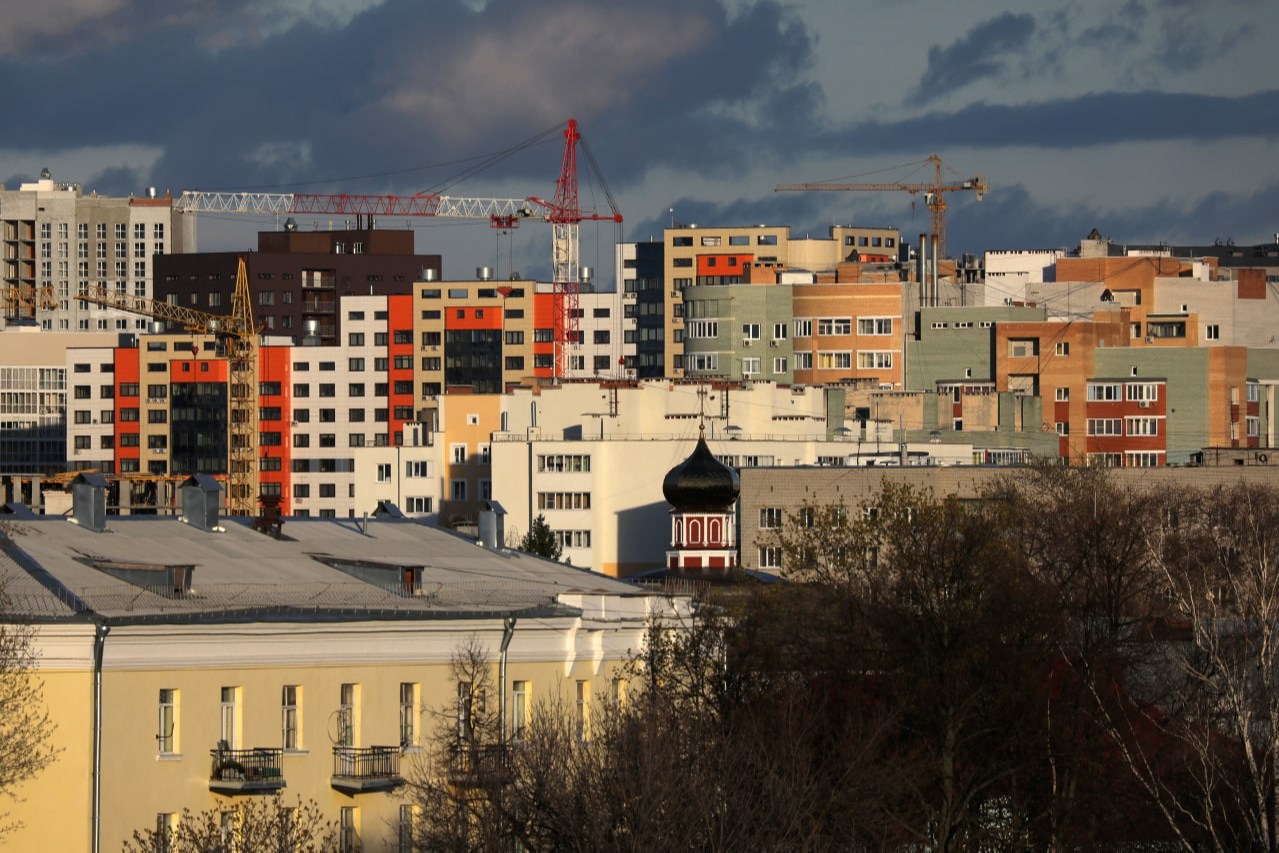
xmin=302 ymin=300 xmax=336 ymax=313
xmin=331 ymin=745 xmax=404 ymax=793
xmin=209 ymin=745 xmax=285 ymax=794
xmin=446 ymin=743 xmax=509 ymax=790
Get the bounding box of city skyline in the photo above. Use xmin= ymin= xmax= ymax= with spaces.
xmin=0 ymin=0 xmax=1275 ymax=279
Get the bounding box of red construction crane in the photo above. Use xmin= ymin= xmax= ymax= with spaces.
xmin=175 ymin=119 xmax=622 ymax=375
xmin=775 ymin=154 xmax=987 ymax=258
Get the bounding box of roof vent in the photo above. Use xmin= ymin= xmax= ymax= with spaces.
xmin=179 ymin=474 xmax=223 ymax=532
xmin=478 ymin=500 xmax=507 ymax=550
xmin=70 ymin=472 xmax=109 ymax=532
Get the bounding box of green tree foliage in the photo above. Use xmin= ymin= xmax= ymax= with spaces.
xmin=519 ymin=514 xmax=562 ymax=561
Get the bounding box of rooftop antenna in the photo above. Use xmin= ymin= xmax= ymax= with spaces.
xmin=697 ymin=384 xmax=708 ymax=438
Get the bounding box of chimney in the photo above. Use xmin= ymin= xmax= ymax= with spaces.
xmin=70 ymin=472 xmax=109 ymax=532
xmin=478 ymin=500 xmax=508 ymax=550
xmin=179 ymin=474 xmax=223 ymax=532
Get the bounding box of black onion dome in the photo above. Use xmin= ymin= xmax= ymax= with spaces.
xmin=662 ymin=434 xmax=741 ymax=511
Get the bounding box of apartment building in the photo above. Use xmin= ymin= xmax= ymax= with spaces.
xmin=1 ymin=486 xmax=682 ymax=851
xmin=0 ymin=170 xmax=192 ymax=330
xmin=656 ymin=224 xmax=904 ymax=376
xmin=0 ymin=329 xmax=120 ymax=475
xmin=153 ymin=227 xmax=439 ymax=348
xmin=65 ymin=296 xmax=442 ymax=519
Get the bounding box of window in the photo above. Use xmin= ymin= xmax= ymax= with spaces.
xmin=450 ymin=444 xmax=467 ymax=465
xmin=340 ymin=807 xmax=359 ymax=853
xmin=793 ymin=319 xmax=812 ymax=337
xmin=1055 ymin=341 xmax=1070 ymax=356
xmin=686 ymin=320 xmax=718 ymax=339
xmin=319 ymin=384 xmax=336 ymax=397
xmin=400 ymin=683 xmax=419 ymax=749
xmin=742 ymin=357 xmax=761 ymax=375
xmin=1087 ymin=383 xmax=1122 ymax=402
xmin=817 ymin=318 xmax=852 ymax=336
xmin=536 ymin=492 xmax=591 ymax=510
xmin=856 ymin=351 xmax=892 ymax=369
xmin=1127 ymin=383 xmax=1159 ymax=402
xmin=1055 ymin=387 xmax=1069 ymax=402
xmin=1205 ymin=324 xmax=1220 ymax=341
xmin=511 ymin=680 xmax=529 ymax=741
xmin=451 ymin=480 xmax=467 ymax=501
xmin=1087 ymin=418 xmax=1123 ymax=436
xmin=1056 ymin=422 xmax=1069 ymax=435
xmin=405 ymin=460 xmax=431 ymax=478
xmin=575 ymin=680 xmax=590 ymax=741
xmin=758 ymin=547 xmax=782 ymax=569
xmin=220 ymin=686 xmax=239 ymax=748
xmin=1125 ymin=417 xmax=1160 ymax=436
xmin=320 ymin=483 xmax=336 ymax=498
xmin=857 ymin=317 xmax=892 ymax=335
xmin=282 ymin=686 xmax=300 ymax=750
xmin=537 ymin=454 xmax=591 ymax=472
xmin=742 ymin=323 xmax=761 ymax=341
xmin=759 ymin=507 xmax=782 ymax=528
xmin=338 ymin=684 xmax=356 ymax=746
xmin=158 ymin=689 xmax=178 ymax=755
xmin=398 ymin=806 xmax=415 ymax=853
xmin=376 ymin=463 xmax=392 ymax=483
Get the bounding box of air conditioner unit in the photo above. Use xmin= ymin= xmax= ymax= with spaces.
xmin=1138 ymin=400 xmax=1152 ymax=409
xmin=742 ymin=339 xmax=751 ymax=347
xmin=1145 ymin=336 xmax=1155 ymax=344
xmin=624 ymin=292 xmax=636 ymax=300
xmin=770 ymin=340 xmax=779 ymax=348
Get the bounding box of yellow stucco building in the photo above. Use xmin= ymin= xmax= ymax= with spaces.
xmin=0 ymin=478 xmax=680 ymax=851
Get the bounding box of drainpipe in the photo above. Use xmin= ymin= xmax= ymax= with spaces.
xmin=91 ymin=623 xmax=110 ymax=853
xmin=498 ymin=617 xmax=517 ymax=743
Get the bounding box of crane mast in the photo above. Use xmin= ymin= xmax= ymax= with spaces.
xmin=775 ymin=154 xmax=987 ymax=258
xmin=76 ymin=258 xmax=259 ymax=516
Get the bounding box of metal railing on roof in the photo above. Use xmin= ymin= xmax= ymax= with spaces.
xmin=69 ymin=579 xmax=563 ymax=616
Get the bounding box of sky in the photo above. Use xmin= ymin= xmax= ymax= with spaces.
xmin=1 ymin=0 xmax=1275 ymax=284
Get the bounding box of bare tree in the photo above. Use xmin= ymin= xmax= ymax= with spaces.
xmin=0 ymin=562 xmax=59 ymax=838
xmin=1123 ymin=481 xmax=1279 ymax=852
xmin=122 ymin=794 xmax=337 ymax=853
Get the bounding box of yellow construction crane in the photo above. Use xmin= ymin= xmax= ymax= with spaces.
xmin=775 ymin=154 xmax=987 ymax=258
xmin=4 ymin=284 xmax=59 ymax=318
xmin=76 ymin=257 xmax=260 ymax=515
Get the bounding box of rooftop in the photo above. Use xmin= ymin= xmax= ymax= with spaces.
xmin=0 ymin=514 xmax=643 ymax=625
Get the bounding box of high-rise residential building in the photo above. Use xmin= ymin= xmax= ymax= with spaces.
xmin=0 ymin=170 xmax=192 ymax=331
xmin=153 ymin=227 xmax=439 ymax=348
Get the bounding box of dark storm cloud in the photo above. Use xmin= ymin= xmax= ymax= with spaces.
xmin=819 ymin=89 xmax=1279 ymax=157
xmin=632 ymin=177 xmax=1279 ymax=260
xmin=0 ymin=0 xmax=817 ymax=200
xmin=907 ymin=12 xmax=1037 ymax=107
xmin=946 ymin=179 xmax=1279 ymax=253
